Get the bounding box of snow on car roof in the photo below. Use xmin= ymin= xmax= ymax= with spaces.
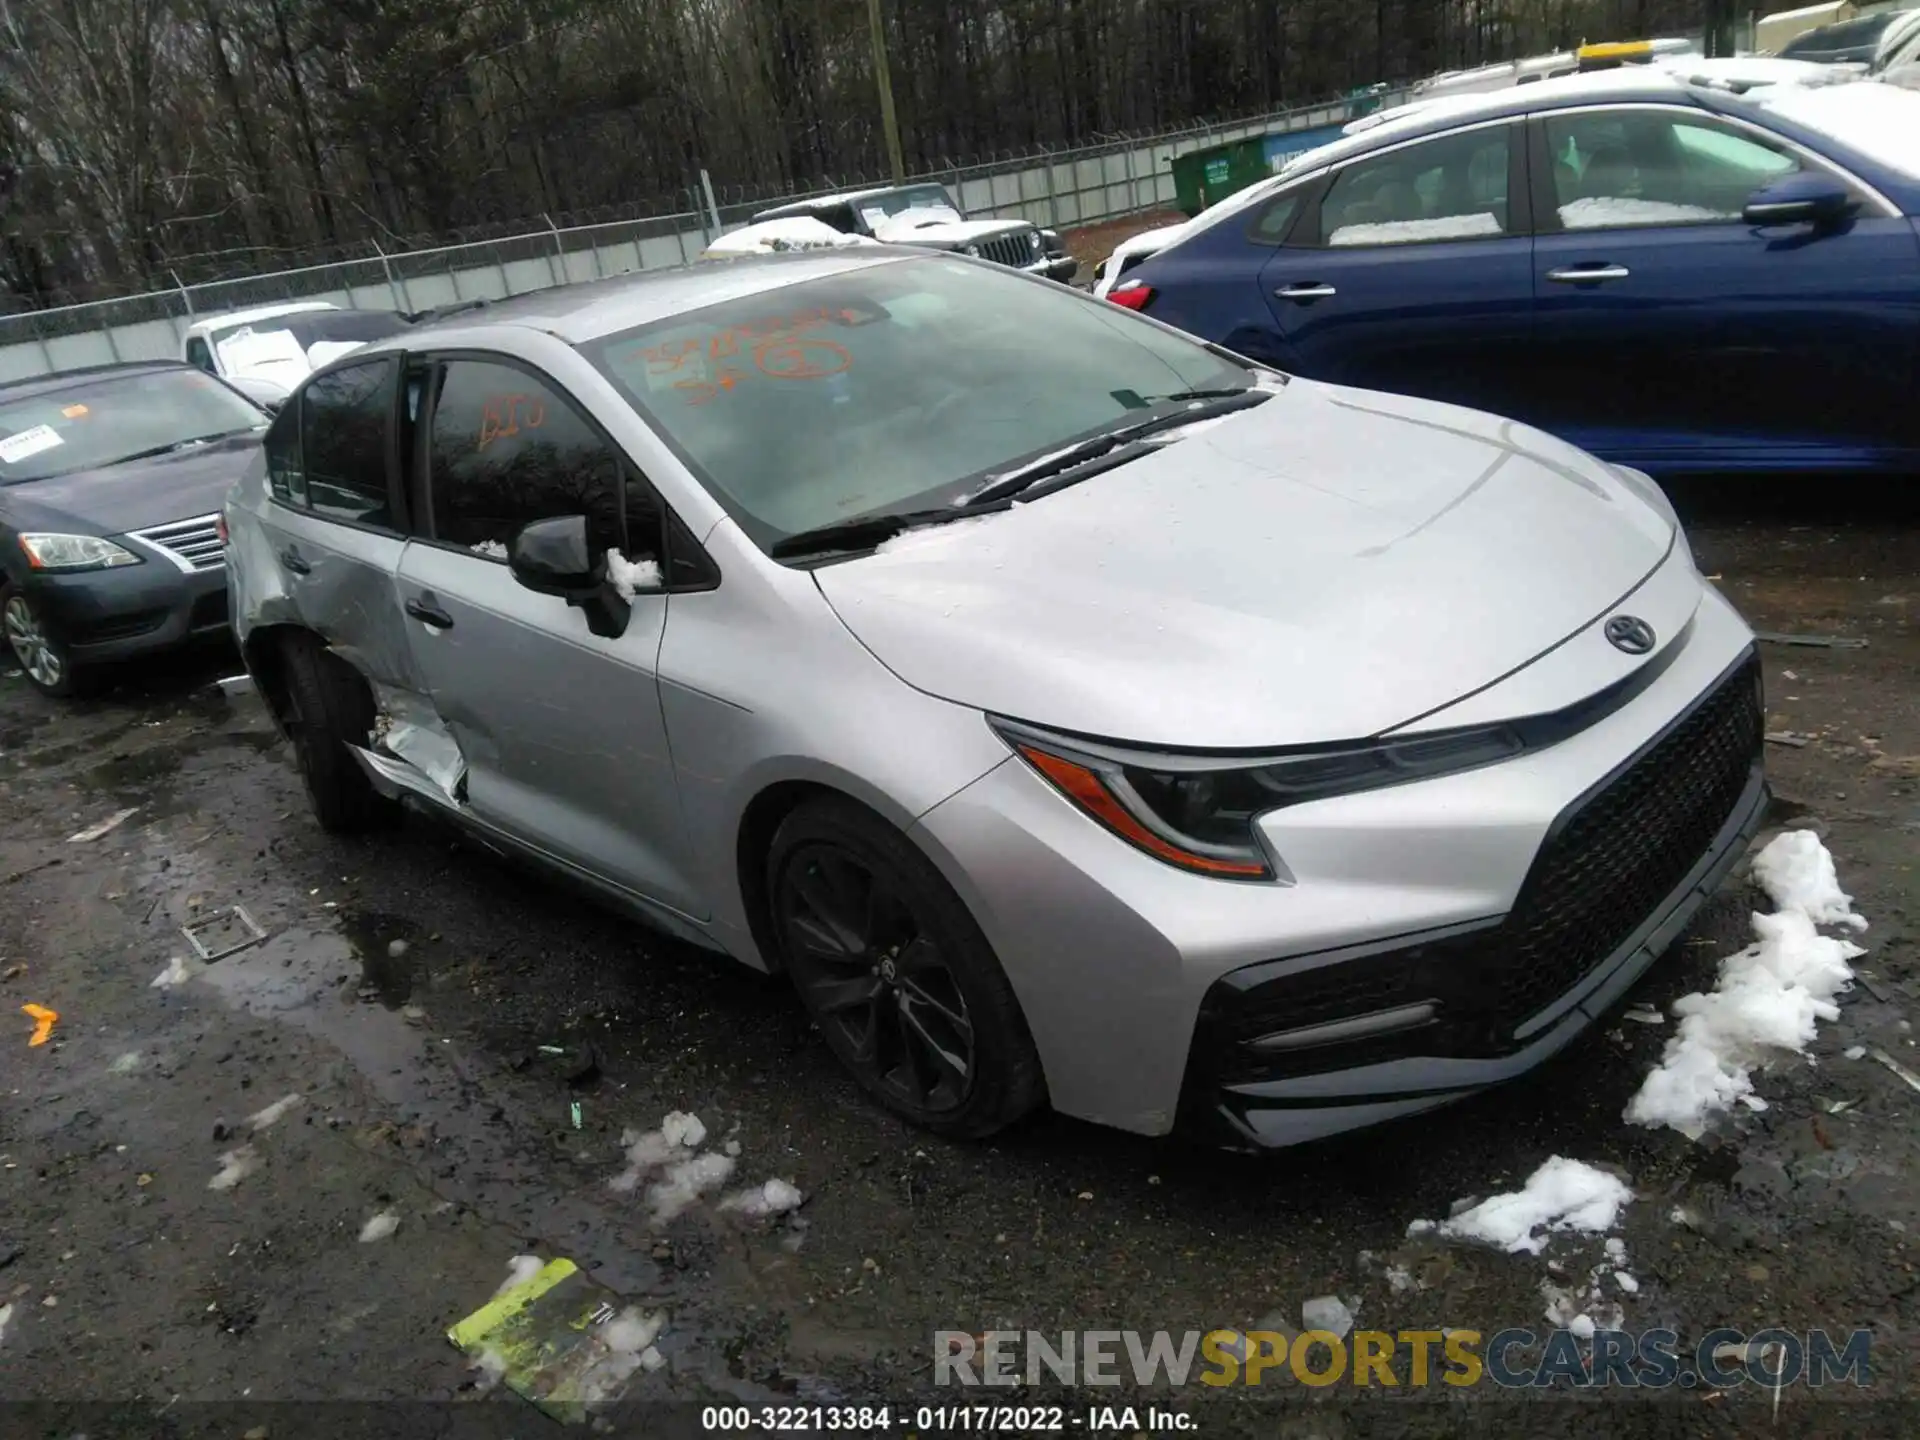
xmin=1753 ymin=78 xmax=1920 ymax=178
xmin=184 ymin=300 xmax=340 ymax=341
xmin=702 ymin=216 xmax=879 ymax=258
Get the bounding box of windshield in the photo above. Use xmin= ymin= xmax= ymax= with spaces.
xmin=858 ymin=185 xmax=961 ymax=226
xmin=1781 ymin=14 xmax=1895 ymax=54
xmin=0 ymin=368 xmax=266 ymax=483
xmin=587 ymin=256 xmax=1251 ymax=550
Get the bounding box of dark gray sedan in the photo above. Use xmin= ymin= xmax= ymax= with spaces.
xmin=1 ymin=361 xmax=268 ymax=696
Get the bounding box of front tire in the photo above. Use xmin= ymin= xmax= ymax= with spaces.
xmin=2 ymin=586 xmax=90 ymax=699
xmin=277 ymin=632 xmax=400 ymax=834
xmin=768 ymin=798 xmax=1044 ymax=1138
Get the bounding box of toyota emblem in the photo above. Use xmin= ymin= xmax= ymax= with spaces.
xmin=1605 ymin=615 xmax=1657 ymax=655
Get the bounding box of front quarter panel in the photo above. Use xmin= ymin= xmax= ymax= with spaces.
xmin=655 ymin=521 xmax=1014 ymax=967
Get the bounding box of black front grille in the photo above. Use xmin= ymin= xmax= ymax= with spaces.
xmin=977 ymin=231 xmax=1038 ymax=268
xmin=1198 ymin=653 xmax=1764 ymax=1082
xmin=188 ymin=588 xmax=230 ymax=631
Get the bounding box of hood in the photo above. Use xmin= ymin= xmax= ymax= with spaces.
xmin=813 ymin=383 xmax=1677 ymax=748
xmin=871 ymin=212 xmax=1030 ymax=246
xmin=1 ymin=433 xmax=260 ymax=536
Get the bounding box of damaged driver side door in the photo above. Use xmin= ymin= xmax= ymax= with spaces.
xmin=392 ymin=353 xmax=704 ymax=919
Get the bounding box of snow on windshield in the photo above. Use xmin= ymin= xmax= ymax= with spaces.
xmin=871 ymin=208 xmax=967 ymax=240
xmin=1756 ymin=80 xmax=1920 ymax=179
xmin=1558 ymin=196 xmax=1731 ymax=228
xmin=1329 ymin=212 xmax=1503 ymax=246
xmin=214 ymin=326 xmax=308 ymax=375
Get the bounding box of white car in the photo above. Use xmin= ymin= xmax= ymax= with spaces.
xmin=183 ymin=302 xmax=413 ymax=412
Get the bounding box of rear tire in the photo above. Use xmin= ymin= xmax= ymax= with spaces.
xmin=767 ymin=797 xmax=1044 ymax=1139
xmin=278 ymin=632 xmax=400 ymax=834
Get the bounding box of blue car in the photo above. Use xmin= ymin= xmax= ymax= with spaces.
xmin=1115 ymin=72 xmax=1920 ymax=475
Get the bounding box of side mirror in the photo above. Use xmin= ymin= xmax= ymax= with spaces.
xmin=1743 ymin=173 xmax=1856 ymax=228
xmin=508 ymin=515 xmax=631 ymax=639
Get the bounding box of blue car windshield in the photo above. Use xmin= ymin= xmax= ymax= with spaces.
xmin=587 ymin=256 xmax=1251 ymax=550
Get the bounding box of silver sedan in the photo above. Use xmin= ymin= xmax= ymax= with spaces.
xmin=224 ymin=248 xmax=1766 ymax=1148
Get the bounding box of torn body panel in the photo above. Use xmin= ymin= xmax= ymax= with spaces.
xmin=354 ymin=681 xmax=470 ymax=805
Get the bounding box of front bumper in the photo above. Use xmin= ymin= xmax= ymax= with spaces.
xmin=911 ymin=583 xmax=1764 ymax=1142
xmin=24 ymin=558 xmax=229 ymax=664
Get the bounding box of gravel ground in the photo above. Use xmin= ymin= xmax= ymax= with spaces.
xmin=0 ymin=477 xmax=1914 ymax=1438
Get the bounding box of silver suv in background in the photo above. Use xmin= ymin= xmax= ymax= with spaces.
xmin=224 ymin=250 xmax=1764 ymax=1148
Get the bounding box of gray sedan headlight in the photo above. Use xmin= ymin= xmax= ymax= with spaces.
xmin=18 ymin=533 xmax=142 ymax=571
xmin=994 ymin=719 xmax=1525 ymax=880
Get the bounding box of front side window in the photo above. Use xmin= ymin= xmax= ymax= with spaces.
xmin=0 ymin=368 xmax=267 ymax=485
xmin=1320 ymin=127 xmax=1511 ymax=247
xmin=426 ymin=360 xmax=625 ymax=561
xmin=1545 ymin=109 xmax=1800 ymax=230
xmin=264 ymin=403 xmax=305 ymax=505
xmin=300 ymin=359 xmax=395 ymax=526
xmin=586 ymin=255 xmax=1252 ymax=550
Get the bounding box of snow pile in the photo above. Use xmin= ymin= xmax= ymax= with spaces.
xmin=718 ymin=1178 xmax=804 ymax=1219
xmin=0 ymin=1302 xmax=12 ymax=1347
xmin=248 ymin=1093 xmax=304 ymax=1130
xmin=607 ymin=1110 xmax=741 ymax=1224
xmin=68 ymin=806 xmax=138 ymax=843
xmin=150 ymin=955 xmax=202 ymax=989
xmin=1625 ymin=830 xmax=1866 ymax=1138
xmin=873 ymin=514 xmax=1000 ymax=555
xmin=495 ymin=1255 xmax=545 ymax=1296
xmin=358 ymin=1212 xmax=400 ymax=1243
xmin=703 ymin=217 xmax=875 ymax=258
xmin=471 ymin=540 xmax=508 ymax=560
xmin=576 ymin=1306 xmax=668 ymax=1403
xmin=1559 ymin=197 xmax=1727 ymax=229
xmin=1329 ymin=212 xmax=1502 ymax=246
xmin=606 ymin=549 xmax=662 ymax=600
xmin=208 ymin=1146 xmax=258 ymax=1191
xmin=1300 ymin=1296 xmax=1355 ymax=1338
xmin=648 ymin=1153 xmax=737 ymax=1226
xmin=1409 ymin=1157 xmax=1633 ymax=1255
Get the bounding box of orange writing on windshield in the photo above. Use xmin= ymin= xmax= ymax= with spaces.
xmin=478 ymin=394 xmax=546 ymax=450
xmin=632 ymin=307 xmax=865 ymax=402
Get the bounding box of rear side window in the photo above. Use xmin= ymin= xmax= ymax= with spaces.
xmin=264 ymin=403 xmax=305 ymax=505
xmin=186 ymin=337 xmax=215 ymax=372
xmin=426 ymin=360 xmax=626 ymax=560
xmin=1319 ymin=127 xmax=1511 ymax=246
xmin=300 ymin=360 xmax=396 ymax=527
xmin=1249 ymin=191 xmax=1306 ymax=243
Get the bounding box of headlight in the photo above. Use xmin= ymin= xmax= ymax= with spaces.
xmin=963 ymin=244 xmax=981 ymax=256
xmin=1028 ymin=231 xmax=1043 ymax=251
xmin=18 ymin=533 xmax=143 ymax=571
xmin=994 ymin=719 xmax=1525 ymax=881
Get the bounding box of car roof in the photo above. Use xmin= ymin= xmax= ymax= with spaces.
xmin=0 ymin=360 xmax=196 ymax=401
xmin=755 ymin=182 xmax=950 ymax=215
xmin=347 ymin=249 xmax=912 ymax=354
xmin=184 ymin=300 xmax=340 ymax=340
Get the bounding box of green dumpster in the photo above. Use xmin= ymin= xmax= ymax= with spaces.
xmin=1170 ymin=137 xmax=1271 ymax=218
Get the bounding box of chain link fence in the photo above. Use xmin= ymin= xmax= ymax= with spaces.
xmin=0 ymin=92 xmax=1387 ymax=382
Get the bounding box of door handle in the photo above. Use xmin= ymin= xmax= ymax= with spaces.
xmin=1546 ymin=264 xmax=1631 ymax=284
xmin=1276 ymin=282 xmax=1337 ymax=302
xmin=405 ymin=596 xmax=454 ymax=630
xmin=278 ymin=546 xmax=311 ymax=576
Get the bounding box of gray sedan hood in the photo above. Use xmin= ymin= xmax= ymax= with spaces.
xmin=2 ymin=433 xmax=260 ymax=536
xmin=814 ymin=381 xmax=1677 ymax=748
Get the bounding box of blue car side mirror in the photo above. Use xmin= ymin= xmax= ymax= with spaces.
xmin=1742 ymin=173 xmax=1857 ymax=228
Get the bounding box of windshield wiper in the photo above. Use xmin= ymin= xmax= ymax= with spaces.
xmin=956 ymin=388 xmax=1270 ymax=511
xmin=770 ymin=501 xmax=1012 ymax=561
xmin=102 ymin=430 xmax=256 ymax=467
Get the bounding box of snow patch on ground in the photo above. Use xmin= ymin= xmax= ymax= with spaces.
xmin=248 ymin=1093 xmax=303 ymax=1130
xmin=359 ymin=1212 xmax=400 ymax=1243
xmin=1415 ymin=1157 xmax=1633 ymax=1255
xmin=649 ymin=1153 xmax=737 ymax=1226
xmin=608 ymin=1112 xmax=707 ymax=1192
xmin=109 ymin=1051 xmax=142 ymax=1074
xmin=1626 ymin=830 xmax=1866 ymax=1137
xmin=718 ymin=1178 xmax=805 ymax=1218
xmin=151 ymin=955 xmax=201 ymax=988
xmin=606 ymin=549 xmax=661 ymax=600
xmin=208 ymin=1146 xmax=258 ymax=1191
xmin=469 ymin=1346 xmax=508 ymax=1393
xmin=0 ymin=1303 xmax=12 ymax=1348
xmin=1300 ymin=1295 xmax=1355 ymax=1338
xmin=495 ymin=1255 xmax=544 ymax=1296
xmin=576 ymin=1306 xmax=668 ymax=1403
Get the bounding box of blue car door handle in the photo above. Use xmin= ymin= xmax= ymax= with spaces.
xmin=1546 ymin=264 xmax=1631 ymax=285
xmin=1276 ymin=282 xmax=1337 ymax=302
